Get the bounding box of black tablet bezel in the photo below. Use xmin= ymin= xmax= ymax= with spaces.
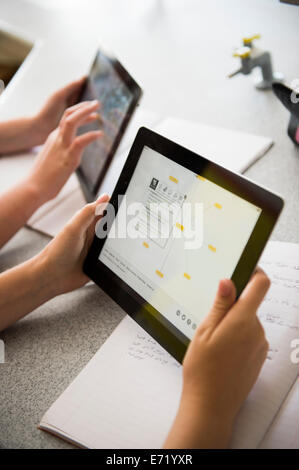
xmin=76 ymin=50 xmax=142 ymax=202
xmin=84 ymin=127 xmax=284 ymax=363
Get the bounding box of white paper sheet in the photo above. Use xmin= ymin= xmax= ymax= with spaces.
xmin=260 ymin=377 xmax=299 ymax=449
xmin=230 ymin=241 xmax=299 ymax=448
xmin=154 ymin=118 xmax=273 ymax=173
xmin=40 ymin=241 xmax=299 ymax=449
xmin=40 ymin=315 xmax=182 ymax=449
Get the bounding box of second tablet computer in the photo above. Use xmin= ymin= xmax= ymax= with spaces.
xmin=84 ymin=127 xmax=283 ymax=363
xmin=76 ymin=49 xmax=142 ymax=202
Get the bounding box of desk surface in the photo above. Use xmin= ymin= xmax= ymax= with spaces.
xmin=0 ymin=0 xmax=299 ymax=449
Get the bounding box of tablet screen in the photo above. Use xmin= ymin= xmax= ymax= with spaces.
xmin=78 ymin=50 xmax=141 ymax=196
xmin=98 ymin=145 xmax=262 ymax=340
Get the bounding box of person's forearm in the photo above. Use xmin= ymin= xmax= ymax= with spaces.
xmin=164 ymin=396 xmax=233 ymax=449
xmin=0 ymin=178 xmax=44 ymax=249
xmin=0 ymin=252 xmax=57 ymax=331
xmin=0 ymin=115 xmax=43 ymax=154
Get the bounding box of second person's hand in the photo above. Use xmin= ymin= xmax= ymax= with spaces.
xmin=26 ymin=100 xmax=102 ymax=205
xmin=34 ymin=76 xmax=87 ymax=143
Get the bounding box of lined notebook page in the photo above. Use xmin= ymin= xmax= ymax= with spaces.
xmin=260 ymin=377 xmax=299 ymax=449
xmin=40 ymin=316 xmax=183 ymax=449
xmin=40 ymin=241 xmax=299 ymax=449
xmin=231 ymin=241 xmax=299 ymax=448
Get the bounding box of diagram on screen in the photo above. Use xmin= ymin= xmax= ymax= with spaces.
xmin=134 ymin=173 xmax=228 ymax=286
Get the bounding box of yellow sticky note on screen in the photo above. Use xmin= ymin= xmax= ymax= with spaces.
xmin=169 ymin=176 xmax=178 ymax=184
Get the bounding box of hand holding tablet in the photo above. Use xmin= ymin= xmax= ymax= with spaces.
xmin=84 ymin=127 xmax=284 ymax=362
xmin=75 ymin=49 xmax=142 ymax=202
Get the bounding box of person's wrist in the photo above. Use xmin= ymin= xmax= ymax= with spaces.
xmin=22 ymin=175 xmax=48 ymax=208
xmin=178 ymin=390 xmax=234 ymax=448
xmin=28 ymin=250 xmax=61 ymax=303
xmin=34 ymin=249 xmax=63 ymax=299
xmin=30 ymin=112 xmax=49 ymax=146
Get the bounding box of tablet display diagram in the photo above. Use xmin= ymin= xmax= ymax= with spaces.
xmin=77 ymin=50 xmax=142 ymax=200
xmin=99 ymin=146 xmax=262 ymax=340
xmin=84 ymin=128 xmax=283 ymax=362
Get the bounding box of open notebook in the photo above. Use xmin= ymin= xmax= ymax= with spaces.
xmin=0 ymin=110 xmax=272 ymax=238
xmin=39 ymin=241 xmax=299 ymax=449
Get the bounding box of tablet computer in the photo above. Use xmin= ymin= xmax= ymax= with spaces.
xmin=84 ymin=127 xmax=284 ymax=363
xmin=76 ymin=49 xmax=142 ymax=202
